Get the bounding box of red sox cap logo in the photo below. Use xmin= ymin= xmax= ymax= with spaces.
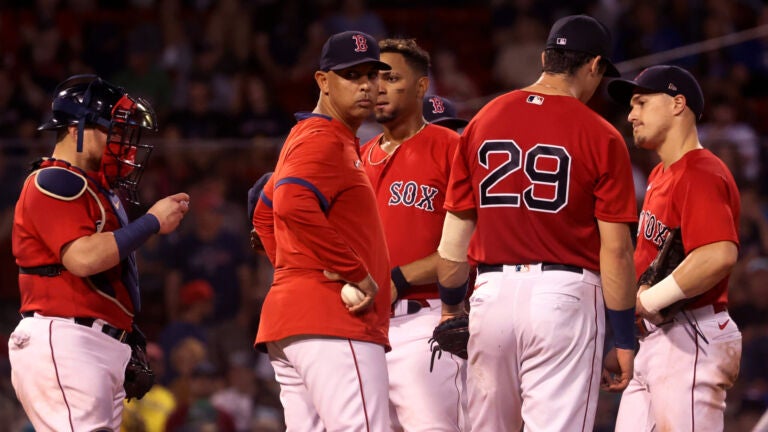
xmin=352 ymin=34 xmax=368 ymax=53
xmin=428 ymin=96 xmax=445 ymax=114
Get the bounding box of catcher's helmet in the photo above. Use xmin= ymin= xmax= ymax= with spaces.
xmin=38 ymin=74 xmax=157 ymax=134
xmin=39 ymin=75 xmax=159 ymax=204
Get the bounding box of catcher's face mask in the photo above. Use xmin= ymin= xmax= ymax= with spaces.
xmin=39 ymin=75 xmax=158 ymax=205
xmin=99 ymin=94 xmax=157 ymax=205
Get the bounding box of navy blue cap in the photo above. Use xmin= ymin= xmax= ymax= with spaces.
xmin=546 ymin=15 xmax=619 ymax=77
xmin=319 ymin=31 xmax=391 ymax=72
xmin=607 ymin=65 xmax=704 ymax=120
xmin=423 ymin=95 xmax=468 ymax=130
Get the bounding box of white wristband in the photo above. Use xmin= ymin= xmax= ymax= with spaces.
xmin=437 ymin=212 xmax=475 ymax=263
xmin=638 ymin=274 xmax=687 ymax=314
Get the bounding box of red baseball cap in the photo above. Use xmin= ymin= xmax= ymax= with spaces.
xmin=180 ymin=279 xmax=214 ymax=306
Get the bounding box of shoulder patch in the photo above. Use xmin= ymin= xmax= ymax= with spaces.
xmin=35 ymin=166 xmax=87 ymax=201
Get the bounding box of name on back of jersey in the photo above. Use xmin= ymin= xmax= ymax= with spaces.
xmin=388 ymin=181 xmax=438 ymax=212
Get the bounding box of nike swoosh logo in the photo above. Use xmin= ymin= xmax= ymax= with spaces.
xmin=475 ymin=281 xmax=488 ymax=289
xmin=718 ymin=320 xmax=730 ymax=330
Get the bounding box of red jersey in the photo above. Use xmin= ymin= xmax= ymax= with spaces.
xmin=445 ymin=91 xmax=637 ymax=271
xmin=13 ymin=158 xmax=136 ymax=330
xmin=635 ymin=149 xmax=740 ymax=309
xmin=361 ymin=124 xmax=459 ymax=300
xmin=253 ymin=113 xmax=391 ymax=349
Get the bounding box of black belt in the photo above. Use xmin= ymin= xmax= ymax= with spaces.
xmin=477 ymin=263 xmax=583 ymax=275
xmin=20 ymin=311 xmax=129 ymax=343
xmin=19 ymin=264 xmax=65 ymax=277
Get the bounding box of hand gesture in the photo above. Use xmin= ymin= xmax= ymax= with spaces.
xmin=147 ymin=193 xmax=190 ymax=234
xmin=600 ymin=347 xmax=635 ymax=392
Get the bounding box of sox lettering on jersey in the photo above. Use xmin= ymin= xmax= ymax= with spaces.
xmin=352 ymin=34 xmax=368 ymax=52
xmin=638 ymin=209 xmax=671 ymax=248
xmin=387 ymin=181 xmax=438 ymax=211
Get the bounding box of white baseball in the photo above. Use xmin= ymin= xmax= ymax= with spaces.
xmin=340 ymin=283 xmax=366 ymax=307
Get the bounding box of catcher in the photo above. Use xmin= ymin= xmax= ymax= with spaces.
xmin=608 ymin=65 xmax=741 ymax=431
xmin=8 ymin=75 xmax=188 ymax=432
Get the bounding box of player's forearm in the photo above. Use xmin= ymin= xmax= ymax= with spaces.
xmin=672 ymin=240 xmax=738 ymax=298
xmin=60 ymin=232 xmax=121 ymax=277
xmin=437 ymin=257 xmax=470 ymax=289
xmin=598 ymin=220 xmax=636 ymax=310
xmin=398 ymin=252 xmax=439 ymax=286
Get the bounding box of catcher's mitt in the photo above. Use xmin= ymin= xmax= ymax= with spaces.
xmin=429 ymin=314 xmax=469 ymax=372
xmin=124 ymin=326 xmax=154 ymax=401
xmin=637 ymin=227 xmax=695 ymax=328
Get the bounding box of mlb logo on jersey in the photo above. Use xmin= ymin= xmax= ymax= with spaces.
xmin=527 ymin=95 xmax=544 ymax=105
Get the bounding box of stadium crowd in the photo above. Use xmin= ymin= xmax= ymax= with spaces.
xmin=1 ymin=0 xmax=767 ymax=430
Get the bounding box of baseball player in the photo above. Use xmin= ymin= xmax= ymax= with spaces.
xmin=251 ymin=31 xmax=392 ymax=431
xmin=422 ymin=95 xmax=469 ymax=132
xmin=435 ymin=15 xmax=638 ymax=431
xmin=361 ymin=39 xmax=468 ymax=431
xmin=8 ymin=75 xmax=189 ymax=432
xmin=608 ymin=65 xmax=742 ymax=431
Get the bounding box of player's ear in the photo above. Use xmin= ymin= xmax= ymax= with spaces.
xmin=416 ymin=76 xmax=429 ymax=99
xmin=315 ymin=71 xmax=330 ymax=95
xmin=588 ymin=56 xmax=603 ymax=76
xmin=672 ymin=94 xmax=687 ymax=117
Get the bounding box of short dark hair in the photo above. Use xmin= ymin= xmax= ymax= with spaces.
xmin=542 ymin=48 xmax=607 ymax=76
xmin=378 ymin=38 xmax=431 ymax=77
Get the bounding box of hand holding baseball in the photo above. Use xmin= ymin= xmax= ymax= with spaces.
xmin=341 ymin=283 xmax=366 ymax=307
xmin=324 ymin=270 xmax=378 ymax=313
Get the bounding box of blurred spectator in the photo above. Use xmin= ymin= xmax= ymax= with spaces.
xmin=430 ymin=48 xmax=480 ymax=115
xmin=492 ymin=14 xmax=547 ymax=90
xmin=738 ymin=186 xmax=768 ymax=258
xmin=166 ymin=361 xmax=236 ymax=432
xmin=211 ymin=351 xmax=258 ymax=432
xmin=730 ymin=257 xmax=768 ymax=341
xmin=0 ymin=70 xmax=37 ymax=138
xmin=613 ymin=1 xmax=689 ymax=65
xmin=121 ymin=342 xmax=177 ymax=432
xmin=166 ymin=74 xmax=228 ymax=139
xmin=163 ymin=178 xmax=252 ymax=323
xmin=699 ymin=95 xmax=760 ymax=183
xmin=168 ymin=337 xmax=208 ymax=404
xmin=111 ymin=26 xmax=173 ymax=118
xmin=159 ymin=279 xmax=214 ymax=385
xmin=205 ymin=0 xmax=252 ymax=67
xmin=252 ymin=0 xmax=325 ymax=111
xmin=323 ymin=0 xmax=387 ymax=40
xmin=233 ymin=73 xmax=292 ymax=138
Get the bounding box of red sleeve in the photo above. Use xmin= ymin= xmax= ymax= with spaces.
xmin=677 ymin=169 xmax=739 ymax=251
xmin=253 ymin=175 xmax=277 ymax=265
xmin=444 ymin=132 xmax=476 ymax=212
xmin=594 ymin=133 xmax=638 ymax=223
xmin=23 ymin=182 xmax=95 ymax=259
xmin=274 ymin=138 xmax=369 ymax=283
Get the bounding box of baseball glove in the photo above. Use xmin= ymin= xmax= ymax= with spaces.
xmin=637 ymin=227 xmax=694 ymax=326
xmin=124 ymin=325 xmax=154 ymax=401
xmin=429 ymin=314 xmax=469 ymax=371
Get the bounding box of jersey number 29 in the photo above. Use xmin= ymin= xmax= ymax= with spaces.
xmin=478 ymin=140 xmax=571 ymax=213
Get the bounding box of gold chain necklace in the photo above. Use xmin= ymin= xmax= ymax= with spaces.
xmin=366 ymin=122 xmax=427 ymax=166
